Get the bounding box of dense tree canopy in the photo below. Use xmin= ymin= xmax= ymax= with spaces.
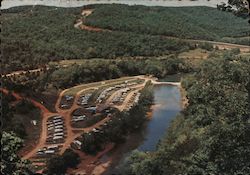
xmin=1 ymin=132 xmax=31 ymax=175
xmin=2 ymin=57 xmax=193 ymax=93
xmin=2 ymin=93 xmax=41 ymax=139
xmin=85 ymin=4 xmax=249 ymax=42
xmin=123 ymin=53 xmax=250 ymax=175
xmin=81 ymin=83 xmax=154 ymax=154
xmin=1 ymin=5 xmax=191 ymax=73
xmin=46 ymin=149 xmax=80 ymax=175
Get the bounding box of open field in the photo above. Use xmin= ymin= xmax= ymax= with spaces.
xmin=63 ymin=77 xmax=138 ymax=96
xmin=51 ymin=58 xmax=111 ymax=67
xmin=178 ymin=48 xmax=210 ymax=59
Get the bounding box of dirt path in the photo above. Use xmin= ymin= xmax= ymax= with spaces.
xmin=0 ymin=88 xmax=55 ymax=160
xmin=68 ymin=144 xmax=114 ymax=175
xmin=54 ymin=85 xmax=111 ymax=154
xmin=75 ymin=9 xmax=110 ymax=32
xmin=76 ymin=9 xmax=250 ymax=53
xmin=0 ymin=88 xmax=50 ymax=114
xmin=1 ymin=88 xmax=22 ymax=100
xmin=23 ymin=111 xmax=57 ymax=159
xmin=55 ymin=77 xmax=140 ymax=153
xmin=50 ymin=76 xmax=148 ymax=174
xmin=1 ymin=67 xmax=49 ymax=78
xmin=114 ymin=88 xmax=142 ymax=111
xmin=186 ymin=39 xmax=250 ymax=53
xmin=2 ymin=75 xmax=183 ymax=174
xmin=111 ymin=79 xmax=148 ymax=111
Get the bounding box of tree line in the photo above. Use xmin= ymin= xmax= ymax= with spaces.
xmin=1 ymin=5 xmax=191 ymax=73
xmin=1 ymin=93 xmax=41 ymax=174
xmin=81 ymin=82 xmax=154 ymax=154
xmin=122 ymin=52 xmax=250 ymax=175
xmin=85 ymin=4 xmax=249 ymax=43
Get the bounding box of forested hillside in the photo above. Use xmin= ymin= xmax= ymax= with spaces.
xmin=85 ymin=4 xmax=250 ymax=43
xmin=2 ymin=3 xmax=250 ymax=174
xmin=1 ymin=5 xmax=191 ymax=73
xmin=122 ymin=53 xmax=250 ymax=175
xmin=2 ymin=57 xmax=193 ymax=94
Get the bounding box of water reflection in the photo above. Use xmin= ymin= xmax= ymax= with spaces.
xmin=138 ymin=85 xmax=181 ymax=151
xmin=104 ymin=84 xmax=181 ymax=174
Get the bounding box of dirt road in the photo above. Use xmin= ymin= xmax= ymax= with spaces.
xmin=76 ymin=9 xmax=250 ymax=53
xmin=0 ymin=88 xmax=55 ymax=160
xmin=1 ymin=88 xmax=22 ymax=100
xmin=2 ymin=75 xmax=182 ymax=174
xmin=74 ymin=9 xmax=110 ymax=32
xmin=54 ymin=83 xmax=114 ymax=154
xmin=55 ymin=76 xmax=143 ymax=154
xmin=1 ymin=67 xmax=49 ymax=78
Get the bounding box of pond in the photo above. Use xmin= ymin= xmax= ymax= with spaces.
xmin=103 ymin=84 xmax=182 ymax=174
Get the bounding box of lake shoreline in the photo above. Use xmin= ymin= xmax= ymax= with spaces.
xmin=89 ymin=104 xmax=155 ymax=175
xmin=91 ymin=83 xmax=183 ymax=175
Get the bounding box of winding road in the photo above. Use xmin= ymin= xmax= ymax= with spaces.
xmin=0 ymin=88 xmax=55 ymax=160
xmin=75 ymin=9 xmax=250 ymax=53
xmin=1 ymin=75 xmax=179 ymax=174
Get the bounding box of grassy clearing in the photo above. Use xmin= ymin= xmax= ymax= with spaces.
xmin=88 ymin=78 xmax=144 ymax=104
xmin=79 ymin=89 xmax=95 ymax=96
xmin=178 ymin=48 xmax=210 ymax=59
xmin=63 ymin=77 xmax=138 ymax=96
xmin=239 ymin=52 xmax=250 ymax=57
xmin=52 ymin=59 xmax=111 ymax=67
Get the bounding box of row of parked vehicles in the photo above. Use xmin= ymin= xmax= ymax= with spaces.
xmin=77 ymin=93 xmax=92 ymax=106
xmin=36 ymin=145 xmax=62 ymax=157
xmin=96 ymin=86 xmax=115 ymax=103
xmin=126 ymin=92 xmax=141 ymax=111
xmin=60 ymin=95 xmax=74 ymax=109
xmin=112 ymin=87 xmax=131 ymax=104
xmin=71 ymin=115 xmax=86 ymax=122
xmin=73 ymin=116 xmax=116 ymax=150
xmin=96 ymin=81 xmax=138 ymax=104
xmin=46 ymin=115 xmax=66 ymax=144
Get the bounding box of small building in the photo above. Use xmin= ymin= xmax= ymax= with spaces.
xmin=61 ymin=104 xmax=68 ymax=108
xmin=53 ymin=116 xmax=62 ymax=120
xmin=53 ymin=118 xmax=63 ymax=123
xmin=31 ymin=120 xmax=37 ymax=126
xmin=54 ymin=122 xmax=63 ymax=126
xmin=47 ymin=145 xmax=59 ymax=150
xmin=54 ymin=128 xmax=64 ymax=133
xmin=36 ymin=151 xmax=44 ymax=155
xmin=54 ymin=132 xmax=64 ymax=137
xmin=45 ymin=150 xmax=55 ymax=154
xmin=53 ymin=136 xmax=63 ymax=140
xmin=65 ymin=95 xmax=73 ymax=101
xmin=55 ymin=125 xmax=63 ymax=129
xmin=73 ymin=140 xmax=82 ymax=150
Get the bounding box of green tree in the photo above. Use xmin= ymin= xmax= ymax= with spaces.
xmin=1 ymin=132 xmax=31 ymax=175
xmin=47 ymin=156 xmax=67 ymax=175
xmin=62 ymin=149 xmax=80 ymax=168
